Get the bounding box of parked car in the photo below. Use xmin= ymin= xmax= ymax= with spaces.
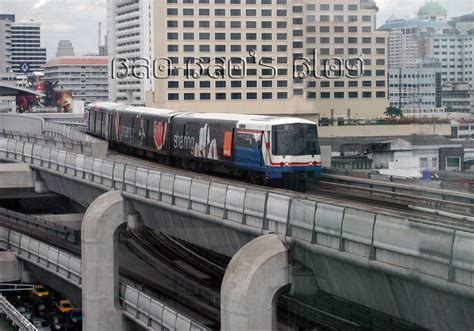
xmin=52 ymin=316 xmax=68 ymax=330
xmin=32 ymin=317 xmax=52 ymax=331
xmin=32 ymin=285 xmax=50 ymax=297
xmin=69 ymin=309 xmax=82 ymax=323
xmin=55 ymin=299 xmax=74 ymax=313
xmin=17 ymin=306 xmax=32 ymax=321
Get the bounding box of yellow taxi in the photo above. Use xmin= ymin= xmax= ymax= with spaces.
xmin=31 ymin=285 xmax=49 ymax=297
xmin=56 ymin=299 xmax=74 ymax=313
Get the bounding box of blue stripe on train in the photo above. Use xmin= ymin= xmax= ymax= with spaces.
xmin=234 ymin=146 xmax=321 ymax=179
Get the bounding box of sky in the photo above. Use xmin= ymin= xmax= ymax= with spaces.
xmin=1 ymin=0 xmax=474 ymax=60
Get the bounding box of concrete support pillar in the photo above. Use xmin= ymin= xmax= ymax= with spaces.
xmin=221 ymin=234 xmax=291 ymax=331
xmin=82 ymin=190 xmax=132 ymax=331
xmin=0 ymin=251 xmax=21 ymax=282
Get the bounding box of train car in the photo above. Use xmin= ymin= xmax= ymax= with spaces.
xmin=85 ymin=102 xmax=321 ymax=188
xmin=85 ymin=102 xmax=122 ymax=140
xmin=110 ymin=106 xmax=179 ymax=159
xmin=170 ymin=113 xmax=321 ymax=186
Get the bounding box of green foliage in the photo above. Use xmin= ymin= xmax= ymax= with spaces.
xmin=384 ymin=106 xmax=403 ymax=118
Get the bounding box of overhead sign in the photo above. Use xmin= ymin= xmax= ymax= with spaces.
xmin=19 ymin=62 xmax=30 ymax=73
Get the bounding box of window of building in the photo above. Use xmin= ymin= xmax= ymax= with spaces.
xmin=216 ymin=93 xmax=226 ymax=100
xmin=246 ymin=92 xmax=257 ymax=100
xmin=168 ymin=93 xmax=179 ymax=100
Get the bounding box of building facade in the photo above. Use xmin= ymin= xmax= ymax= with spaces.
xmin=0 ymin=15 xmax=14 ymax=73
xmin=388 ymin=61 xmax=442 ymax=114
xmin=379 ymin=2 xmax=474 ymax=116
xmin=55 ymin=40 xmax=75 ymax=57
xmin=43 ymin=57 xmax=109 ymax=104
xmin=108 ymin=0 xmax=154 ymax=105
xmin=124 ymin=0 xmax=390 ymax=120
xmin=11 ymin=23 xmax=47 ymax=73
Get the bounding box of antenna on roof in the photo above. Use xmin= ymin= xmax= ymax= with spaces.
xmin=98 ymin=22 xmax=101 ymax=53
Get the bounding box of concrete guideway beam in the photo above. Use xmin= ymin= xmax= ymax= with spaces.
xmin=221 ymin=234 xmax=291 ymax=331
xmin=81 ymin=190 xmax=134 ymax=331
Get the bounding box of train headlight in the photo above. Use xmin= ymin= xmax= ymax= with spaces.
xmin=309 ymin=161 xmax=313 ymax=166
xmin=285 ymin=162 xmax=289 ymax=166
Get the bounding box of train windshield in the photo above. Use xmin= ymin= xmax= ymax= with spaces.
xmin=272 ymin=123 xmax=320 ymax=156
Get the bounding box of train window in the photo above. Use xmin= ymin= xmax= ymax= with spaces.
xmin=100 ymin=112 xmax=104 ymax=135
xmin=272 ymin=123 xmax=320 ymax=156
xmin=88 ymin=110 xmax=94 ymax=131
xmin=236 ymin=131 xmax=261 ymax=148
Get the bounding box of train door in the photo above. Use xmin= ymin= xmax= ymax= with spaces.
xmin=234 ymin=129 xmax=263 ymax=169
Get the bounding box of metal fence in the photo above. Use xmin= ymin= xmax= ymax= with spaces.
xmin=0 ymin=295 xmax=37 ymax=331
xmin=0 ymin=137 xmax=473 ymax=292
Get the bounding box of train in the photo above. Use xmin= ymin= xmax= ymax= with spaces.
xmin=85 ymin=102 xmax=321 ymax=189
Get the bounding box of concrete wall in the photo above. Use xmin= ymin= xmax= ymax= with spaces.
xmin=0 ymin=251 xmax=21 ymax=282
xmin=0 ymin=114 xmax=44 ymax=135
xmin=319 ymin=123 xmax=451 ymax=138
xmin=0 ymin=163 xmax=34 ymax=189
xmin=296 ymin=247 xmax=474 ymax=331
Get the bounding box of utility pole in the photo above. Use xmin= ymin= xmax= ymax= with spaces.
xmin=398 ymin=66 xmax=402 ymax=111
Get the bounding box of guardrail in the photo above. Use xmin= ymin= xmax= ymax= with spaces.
xmin=322 ymin=168 xmax=474 ymax=193
xmin=316 ymin=174 xmax=474 ymax=217
xmin=0 ymin=207 xmax=79 ymax=244
xmin=0 ymin=115 xmax=106 ymax=157
xmin=44 ymin=122 xmax=107 ymax=157
xmin=0 ymin=295 xmax=37 ymax=331
xmin=0 ymin=137 xmax=473 ymax=295
xmin=0 ymin=226 xmax=209 ymax=331
xmin=0 ymin=130 xmax=100 ymax=157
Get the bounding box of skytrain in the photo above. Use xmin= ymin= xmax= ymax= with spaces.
xmin=85 ymin=102 xmax=321 ymax=189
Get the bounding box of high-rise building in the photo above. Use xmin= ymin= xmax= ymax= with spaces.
xmin=379 ymin=2 xmax=474 ymax=116
xmin=0 ymin=14 xmax=14 ymax=73
xmin=55 ymin=40 xmax=75 ymax=57
xmin=11 ymin=23 xmax=47 ymax=73
xmin=43 ymin=57 xmax=109 ymax=104
xmin=108 ymin=0 xmax=154 ymax=105
xmin=388 ymin=61 xmax=442 ymax=114
xmin=141 ymin=0 xmax=388 ymax=120
xmin=378 ymin=18 xmax=450 ymax=70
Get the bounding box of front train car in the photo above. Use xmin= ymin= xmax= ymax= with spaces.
xmin=233 ymin=116 xmax=321 ymax=187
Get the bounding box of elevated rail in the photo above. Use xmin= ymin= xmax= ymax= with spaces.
xmin=315 ymin=174 xmax=474 ymax=217
xmin=0 ymin=207 xmax=79 ymax=245
xmin=0 ymin=137 xmax=473 ymax=295
xmin=0 ymin=226 xmax=209 ymax=331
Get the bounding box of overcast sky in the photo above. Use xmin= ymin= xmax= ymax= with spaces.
xmin=2 ymin=0 xmax=474 ymax=59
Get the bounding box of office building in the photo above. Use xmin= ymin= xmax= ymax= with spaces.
xmin=11 ymin=22 xmax=47 ymax=73
xmin=388 ymin=61 xmax=442 ymax=114
xmin=44 ymin=57 xmax=109 ymax=104
xmin=380 ymin=2 xmax=474 ymax=116
xmin=55 ymin=40 xmax=75 ymax=57
xmin=142 ymin=0 xmax=389 ymax=120
xmin=108 ymin=0 xmax=154 ymax=105
xmin=0 ymin=15 xmax=14 ymax=73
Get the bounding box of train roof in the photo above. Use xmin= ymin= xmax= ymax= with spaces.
xmin=88 ymin=102 xmax=316 ymax=126
xmin=116 ymin=106 xmax=179 ymax=116
xmin=174 ymin=112 xmax=316 ymax=126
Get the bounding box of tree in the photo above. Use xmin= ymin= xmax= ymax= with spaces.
xmin=384 ymin=106 xmax=403 ymax=118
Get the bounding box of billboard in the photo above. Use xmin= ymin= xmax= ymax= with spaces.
xmin=16 ymin=80 xmax=73 ymax=113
